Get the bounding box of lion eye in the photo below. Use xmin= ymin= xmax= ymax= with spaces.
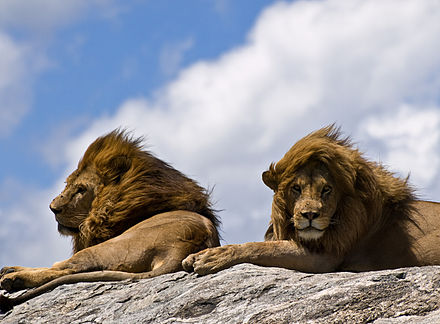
xmin=292 ymin=184 xmax=301 ymax=194
xmin=76 ymin=186 xmax=87 ymax=195
xmin=322 ymin=185 xmax=332 ymax=195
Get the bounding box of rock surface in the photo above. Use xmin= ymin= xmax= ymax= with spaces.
xmin=1 ymin=264 xmax=439 ymax=323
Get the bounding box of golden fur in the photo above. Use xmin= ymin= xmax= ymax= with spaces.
xmin=183 ymin=125 xmax=440 ymax=275
xmin=1 ymin=130 xmax=220 ymax=311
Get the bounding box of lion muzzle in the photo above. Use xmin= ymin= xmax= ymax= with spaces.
xmin=300 ymin=211 xmax=320 ymax=220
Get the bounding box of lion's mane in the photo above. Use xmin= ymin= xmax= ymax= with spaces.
xmin=72 ymin=130 xmax=220 ymax=252
xmin=264 ymin=125 xmax=416 ymax=255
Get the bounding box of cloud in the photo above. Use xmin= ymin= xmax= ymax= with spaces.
xmin=0 ymin=180 xmax=71 ymax=267
xmin=0 ymin=0 xmax=123 ymax=33
xmin=0 ymin=0 xmax=85 ymax=32
xmin=361 ymin=105 xmax=440 ymax=192
xmin=0 ymin=0 xmax=125 ymax=137
xmin=213 ymin=0 xmax=231 ymax=16
xmin=159 ymin=38 xmax=195 ymax=77
xmin=3 ymin=0 xmax=440 ymax=267
xmin=0 ymin=32 xmax=33 ymax=137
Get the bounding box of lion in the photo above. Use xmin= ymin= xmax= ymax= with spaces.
xmin=0 ymin=130 xmax=220 ymax=311
xmin=183 ymin=125 xmax=440 ymax=275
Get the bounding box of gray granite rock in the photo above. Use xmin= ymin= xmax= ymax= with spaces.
xmin=1 ymin=264 xmax=439 ymax=323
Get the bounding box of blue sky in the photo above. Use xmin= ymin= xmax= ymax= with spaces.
xmin=1 ymin=0 xmax=440 ymax=268
xmin=1 ymin=1 xmax=269 ymax=185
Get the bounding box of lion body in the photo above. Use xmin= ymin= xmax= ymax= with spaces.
xmin=1 ymin=130 xmax=219 ymax=310
xmin=183 ymin=126 xmax=440 ymax=275
xmin=340 ymin=200 xmax=440 ymax=271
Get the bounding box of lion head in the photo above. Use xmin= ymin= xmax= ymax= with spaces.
xmin=50 ymin=130 xmax=219 ymax=253
xmin=262 ymin=125 xmax=415 ymax=255
xmin=277 ymin=161 xmax=339 ymax=241
xmin=50 ymin=167 xmax=101 ymax=237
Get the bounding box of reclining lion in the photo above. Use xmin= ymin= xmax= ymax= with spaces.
xmin=183 ymin=125 xmax=440 ymax=275
xmin=0 ymin=130 xmax=220 ymax=311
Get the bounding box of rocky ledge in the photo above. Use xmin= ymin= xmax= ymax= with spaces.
xmin=1 ymin=264 xmax=439 ymax=323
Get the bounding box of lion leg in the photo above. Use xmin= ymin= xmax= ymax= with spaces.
xmin=183 ymin=241 xmax=342 ymax=275
xmin=0 ymin=269 xmax=173 ymax=312
xmin=0 ymin=226 xmax=193 ymax=293
xmin=0 ymin=271 xmax=145 ymax=312
xmin=1 ymin=266 xmax=49 ymax=276
xmin=0 ymin=246 xmax=109 ymax=292
xmin=0 ymin=252 xmax=186 ymax=311
xmin=0 ymin=256 xmax=180 ymax=293
xmin=0 ymin=268 xmax=75 ymax=293
xmin=182 ymin=245 xmax=243 ymax=275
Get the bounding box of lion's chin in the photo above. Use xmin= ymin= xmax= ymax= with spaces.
xmin=297 ymin=227 xmax=325 ymax=240
xmin=57 ymin=224 xmax=79 ymax=236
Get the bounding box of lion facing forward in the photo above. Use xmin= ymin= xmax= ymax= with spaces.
xmin=184 ymin=125 xmax=440 ymax=275
xmin=1 ymin=130 xmax=220 ymax=310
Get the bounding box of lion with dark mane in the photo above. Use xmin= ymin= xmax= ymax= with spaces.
xmin=183 ymin=125 xmax=440 ymax=275
xmin=1 ymin=130 xmax=220 ymax=311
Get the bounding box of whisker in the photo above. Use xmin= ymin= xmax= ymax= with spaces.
xmin=73 ymin=213 xmax=89 ymax=217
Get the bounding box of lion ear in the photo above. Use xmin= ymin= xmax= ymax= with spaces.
xmin=102 ymin=155 xmax=132 ymax=184
xmin=262 ymin=169 xmax=279 ymax=191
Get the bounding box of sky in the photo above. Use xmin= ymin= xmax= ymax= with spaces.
xmin=1 ymin=0 xmax=440 ymax=268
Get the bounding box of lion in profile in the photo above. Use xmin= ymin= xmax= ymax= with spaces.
xmin=0 ymin=130 xmax=220 ymax=311
xmin=183 ymin=125 xmax=440 ymax=275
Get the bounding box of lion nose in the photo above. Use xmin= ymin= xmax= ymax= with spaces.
xmin=301 ymin=211 xmax=320 ymax=220
xmin=50 ymin=203 xmax=62 ymax=215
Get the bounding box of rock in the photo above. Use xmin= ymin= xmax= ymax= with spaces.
xmin=1 ymin=264 xmax=439 ymax=323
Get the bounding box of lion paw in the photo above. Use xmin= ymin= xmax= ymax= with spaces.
xmin=0 ymin=267 xmax=18 ymax=278
xmin=0 ymin=266 xmax=34 ymax=278
xmin=183 ymin=246 xmax=239 ymax=276
xmin=182 ymin=254 xmax=197 ymax=272
xmin=0 ymin=269 xmax=51 ymax=292
xmin=0 ymin=274 xmax=25 ymax=293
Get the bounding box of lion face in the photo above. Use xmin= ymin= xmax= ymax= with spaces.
xmin=50 ymin=167 xmax=101 ymax=236
xmin=284 ymin=163 xmax=339 ymax=241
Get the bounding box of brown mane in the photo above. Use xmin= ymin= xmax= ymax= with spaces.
xmin=73 ymin=129 xmax=219 ymax=251
xmin=264 ymin=125 xmax=416 ymax=255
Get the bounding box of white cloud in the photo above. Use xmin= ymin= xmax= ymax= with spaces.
xmin=361 ymin=106 xmax=440 ymax=191
xmin=0 ymin=32 xmax=33 ymax=137
xmin=0 ymin=180 xmax=71 ymax=268
xmin=3 ymin=0 xmax=440 ymax=267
